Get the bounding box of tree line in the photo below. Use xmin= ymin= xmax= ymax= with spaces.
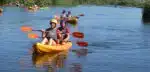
xmin=0 ymin=0 xmax=150 ymax=8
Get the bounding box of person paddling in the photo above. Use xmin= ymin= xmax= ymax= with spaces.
xmin=41 ymin=19 xmax=58 ymax=45
xmin=57 ymin=20 xmax=70 ymax=44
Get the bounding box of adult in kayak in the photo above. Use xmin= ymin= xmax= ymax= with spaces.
xmin=57 ymin=20 xmax=70 ymax=44
xmin=41 ymin=19 xmax=58 ymax=45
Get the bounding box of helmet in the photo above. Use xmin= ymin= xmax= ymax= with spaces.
xmin=50 ymin=19 xmax=58 ymax=24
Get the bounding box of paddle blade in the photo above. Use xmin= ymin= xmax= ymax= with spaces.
xmin=72 ymin=32 xmax=84 ymax=38
xmin=21 ymin=26 xmax=32 ymax=32
xmin=79 ymin=14 xmax=84 ymax=16
xmin=28 ymin=33 xmax=39 ymax=39
xmin=76 ymin=41 xmax=88 ymax=47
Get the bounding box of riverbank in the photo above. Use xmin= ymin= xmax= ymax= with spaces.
xmin=0 ymin=6 xmax=149 ymax=72
xmin=0 ymin=0 xmax=150 ymax=8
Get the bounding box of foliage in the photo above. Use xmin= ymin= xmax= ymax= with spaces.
xmin=1 ymin=0 xmax=150 ymax=8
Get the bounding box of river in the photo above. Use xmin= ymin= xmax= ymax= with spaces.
xmin=0 ymin=5 xmax=150 ymax=72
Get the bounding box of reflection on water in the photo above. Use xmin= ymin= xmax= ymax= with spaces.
xmin=32 ymin=51 xmax=68 ymax=72
xmin=70 ymin=63 xmax=82 ymax=72
xmin=19 ymin=48 xmax=88 ymax=72
xmin=72 ymin=48 xmax=88 ymax=57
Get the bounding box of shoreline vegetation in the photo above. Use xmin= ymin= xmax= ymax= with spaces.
xmin=1 ymin=0 xmax=150 ymax=23
xmin=0 ymin=0 xmax=150 ymax=8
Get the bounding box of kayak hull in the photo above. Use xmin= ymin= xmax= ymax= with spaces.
xmin=33 ymin=42 xmax=72 ymax=54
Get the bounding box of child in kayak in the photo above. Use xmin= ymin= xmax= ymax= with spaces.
xmin=41 ymin=19 xmax=58 ymax=45
xmin=57 ymin=20 xmax=70 ymax=44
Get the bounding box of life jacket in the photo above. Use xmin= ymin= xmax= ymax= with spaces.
xmin=57 ymin=27 xmax=70 ymax=39
xmin=45 ymin=28 xmax=57 ymax=40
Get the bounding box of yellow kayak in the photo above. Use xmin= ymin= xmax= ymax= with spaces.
xmin=33 ymin=42 xmax=72 ymax=54
xmin=32 ymin=51 xmax=68 ymax=68
xmin=67 ymin=17 xmax=78 ymax=24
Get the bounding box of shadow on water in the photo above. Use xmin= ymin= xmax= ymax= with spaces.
xmin=71 ymin=48 xmax=92 ymax=57
xmin=69 ymin=63 xmax=82 ymax=72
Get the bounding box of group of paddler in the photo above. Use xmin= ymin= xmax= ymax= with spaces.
xmin=21 ymin=10 xmax=88 ymax=47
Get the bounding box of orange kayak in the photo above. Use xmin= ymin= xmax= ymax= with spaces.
xmin=33 ymin=42 xmax=72 ymax=54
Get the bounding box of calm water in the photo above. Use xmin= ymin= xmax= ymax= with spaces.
xmin=0 ymin=5 xmax=150 ymax=72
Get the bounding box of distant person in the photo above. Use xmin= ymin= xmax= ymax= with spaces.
xmin=33 ymin=5 xmax=39 ymax=10
xmin=66 ymin=11 xmax=72 ymax=18
xmin=60 ymin=10 xmax=66 ymax=18
xmin=0 ymin=8 xmax=3 ymax=16
xmin=15 ymin=1 xmax=20 ymax=7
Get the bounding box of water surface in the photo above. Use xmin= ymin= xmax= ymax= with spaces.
xmin=0 ymin=6 xmax=150 ymax=72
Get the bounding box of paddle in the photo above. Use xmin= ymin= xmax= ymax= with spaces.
xmin=72 ymin=14 xmax=84 ymax=19
xmin=76 ymin=41 xmax=88 ymax=47
xmin=78 ymin=14 xmax=84 ymax=16
xmin=27 ymin=33 xmax=88 ymax=47
xmin=72 ymin=32 xmax=84 ymax=39
xmin=21 ymin=26 xmax=33 ymax=32
xmin=21 ymin=26 xmax=84 ymax=38
xmin=21 ymin=26 xmax=42 ymax=32
xmin=27 ymin=32 xmax=85 ymax=39
xmin=28 ymin=33 xmax=39 ymax=39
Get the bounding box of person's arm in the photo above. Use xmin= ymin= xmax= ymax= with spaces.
xmin=64 ymin=33 xmax=70 ymax=41
xmin=63 ymin=28 xmax=70 ymax=41
xmin=41 ymin=29 xmax=46 ymax=38
xmin=56 ymin=28 xmax=63 ymax=44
